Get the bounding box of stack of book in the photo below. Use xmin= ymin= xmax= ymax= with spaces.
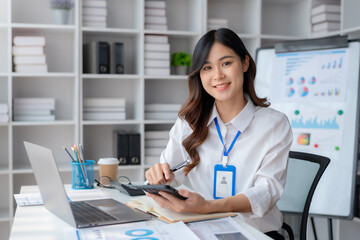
xmin=311 ymin=0 xmax=341 ymax=34
xmin=207 ymin=18 xmax=228 ymax=31
xmin=145 ymin=0 xmax=167 ymax=30
xmin=145 ymin=130 xmax=169 ymax=165
xmin=0 ymin=103 xmax=9 ymax=123
xmin=145 ymin=103 xmax=181 ymax=120
xmin=144 ymin=34 xmax=170 ymax=75
xmin=13 ymin=98 xmax=55 ymax=121
xmin=82 ymin=0 xmax=107 ymax=28
xmin=83 ymin=98 xmax=126 ymax=121
xmin=12 ymin=36 xmax=47 ymax=73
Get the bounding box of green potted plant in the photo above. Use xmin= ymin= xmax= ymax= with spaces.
xmin=49 ymin=0 xmax=74 ymax=25
xmin=171 ymin=51 xmax=191 ymax=75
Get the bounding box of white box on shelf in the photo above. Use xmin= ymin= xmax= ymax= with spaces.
xmin=145 ymin=43 xmax=170 ymax=52
xmin=145 ymin=16 xmax=167 ymax=25
xmin=13 ymin=55 xmax=46 ymax=65
xmin=82 ymin=0 xmax=107 ymax=8
xmin=311 ymin=3 xmax=341 ymax=15
xmin=14 ymin=64 xmax=48 ymax=73
xmin=144 ymin=59 xmax=170 ymax=68
xmin=145 ymin=51 xmax=170 ymax=60
xmin=145 ymin=35 xmax=168 ymax=44
xmin=312 ymin=21 xmax=340 ymax=32
xmin=145 ymin=131 xmax=169 ymax=139
xmin=145 ymin=24 xmax=168 ymax=31
xmin=145 ymin=0 xmax=166 ymax=9
xmin=82 ymin=7 xmax=107 ymax=16
xmin=144 ymin=67 xmax=170 ymax=75
xmin=311 ymin=12 xmax=341 ymax=24
xmin=13 ymin=36 xmax=46 ymax=46
xmin=12 ymin=46 xmax=44 ymax=55
xmin=145 ymin=8 xmax=166 ymax=17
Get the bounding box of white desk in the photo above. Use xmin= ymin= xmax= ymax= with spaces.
xmin=10 ymin=186 xmax=271 ymax=240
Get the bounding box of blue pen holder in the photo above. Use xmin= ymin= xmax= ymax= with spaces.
xmin=71 ymin=160 xmax=95 ymax=189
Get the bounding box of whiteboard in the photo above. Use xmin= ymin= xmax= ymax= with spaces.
xmin=254 ymin=40 xmax=360 ymax=218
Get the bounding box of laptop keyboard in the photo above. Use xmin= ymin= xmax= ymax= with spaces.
xmin=70 ymin=201 xmax=118 ymax=225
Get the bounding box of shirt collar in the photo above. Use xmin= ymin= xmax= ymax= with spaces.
xmin=207 ymin=94 xmax=256 ymax=132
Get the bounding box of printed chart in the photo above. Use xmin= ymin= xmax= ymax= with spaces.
xmin=270 ymin=48 xmax=349 ymax=103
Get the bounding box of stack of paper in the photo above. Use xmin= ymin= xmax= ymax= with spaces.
xmin=144 ymin=35 xmax=170 ymax=75
xmin=83 ymin=98 xmax=126 ymax=121
xmin=145 ymin=103 xmax=181 ymax=120
xmin=145 ymin=0 xmax=168 ymax=30
xmin=13 ymin=98 xmax=55 ymax=121
xmin=0 ymin=103 xmax=9 ymax=123
xmin=311 ymin=0 xmax=341 ymax=34
xmin=144 ymin=130 xmax=169 ymax=165
xmin=12 ymin=36 xmax=48 ymax=73
xmin=207 ymin=18 xmax=228 ymax=31
xmin=82 ymin=0 xmax=107 ymax=28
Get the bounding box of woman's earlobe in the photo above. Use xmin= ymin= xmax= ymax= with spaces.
xmin=243 ymin=55 xmax=250 ymax=72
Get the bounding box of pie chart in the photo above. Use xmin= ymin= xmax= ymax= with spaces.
xmin=299 ymin=86 xmax=309 ymax=97
xmin=286 ymin=87 xmax=295 ymax=97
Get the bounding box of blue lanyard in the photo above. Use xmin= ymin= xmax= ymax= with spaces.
xmin=214 ymin=117 xmax=241 ymax=158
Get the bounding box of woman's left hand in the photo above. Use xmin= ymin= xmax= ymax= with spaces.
xmin=146 ymin=189 xmax=210 ymax=214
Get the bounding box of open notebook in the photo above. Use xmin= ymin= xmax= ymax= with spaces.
xmin=126 ymin=195 xmax=237 ymax=223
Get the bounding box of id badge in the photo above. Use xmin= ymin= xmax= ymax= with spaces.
xmin=213 ymin=164 xmax=236 ymax=199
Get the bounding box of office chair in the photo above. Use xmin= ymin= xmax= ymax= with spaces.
xmin=277 ymin=151 xmax=330 ymax=240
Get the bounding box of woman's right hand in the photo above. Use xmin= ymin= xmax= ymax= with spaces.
xmin=145 ymin=162 xmax=175 ymax=185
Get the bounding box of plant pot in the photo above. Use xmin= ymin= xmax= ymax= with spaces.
xmin=175 ymin=66 xmax=188 ymax=75
xmin=53 ymin=9 xmax=70 ymax=25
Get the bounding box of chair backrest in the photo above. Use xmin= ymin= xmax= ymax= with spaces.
xmin=277 ymin=151 xmax=330 ymax=240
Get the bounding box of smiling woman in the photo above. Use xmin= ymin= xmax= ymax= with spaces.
xmin=145 ymin=28 xmax=293 ymax=240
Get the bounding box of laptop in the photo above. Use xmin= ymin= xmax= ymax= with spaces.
xmin=23 ymin=141 xmax=152 ymax=228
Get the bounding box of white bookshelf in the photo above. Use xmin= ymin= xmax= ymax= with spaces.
xmin=1 ymin=0 xmax=360 ymax=239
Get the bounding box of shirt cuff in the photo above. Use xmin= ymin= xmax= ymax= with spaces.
xmin=241 ymin=185 xmax=271 ymax=217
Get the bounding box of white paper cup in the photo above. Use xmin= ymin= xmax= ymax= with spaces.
xmin=98 ymin=158 xmax=119 ymax=185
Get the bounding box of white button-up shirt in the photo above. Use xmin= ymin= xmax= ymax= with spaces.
xmin=160 ymin=97 xmax=293 ymax=232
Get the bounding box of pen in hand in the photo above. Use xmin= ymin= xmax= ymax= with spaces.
xmin=144 ymin=158 xmax=191 ymax=185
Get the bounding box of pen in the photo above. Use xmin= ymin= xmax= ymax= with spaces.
xmin=78 ymin=144 xmax=89 ymax=187
xmin=144 ymin=158 xmax=191 ymax=185
xmin=63 ymin=146 xmax=75 ymax=162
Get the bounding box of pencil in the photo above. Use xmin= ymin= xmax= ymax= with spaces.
xmin=63 ymin=146 xmax=76 ymax=162
xmin=78 ymin=144 xmax=89 ymax=187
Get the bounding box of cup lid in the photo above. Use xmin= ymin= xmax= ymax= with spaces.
xmin=98 ymin=158 xmax=119 ymax=165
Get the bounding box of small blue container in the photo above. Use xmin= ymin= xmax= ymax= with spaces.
xmin=71 ymin=160 xmax=95 ymax=189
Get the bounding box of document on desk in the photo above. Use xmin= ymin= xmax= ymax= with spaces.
xmin=14 ymin=187 xmax=108 ymax=206
xmin=66 ymin=221 xmax=200 ymax=240
xmin=187 ymin=217 xmax=256 ymax=240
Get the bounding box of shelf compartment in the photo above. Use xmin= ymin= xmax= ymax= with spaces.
xmin=164 ymin=0 xmax=202 ymax=32
xmin=12 ymin=77 xmax=76 ymax=121
xmin=0 ymin=222 xmax=10 ymax=240
xmin=105 ymin=0 xmax=143 ymax=30
xmin=11 ymin=0 xmax=76 ymax=25
xmin=207 ymin=0 xmax=261 ymax=35
xmin=83 ymin=77 xmax=142 ymax=121
xmin=0 ymin=28 xmax=8 ymax=73
xmin=0 ymin=126 xmax=9 ymax=170
xmin=343 ymin=0 xmax=360 ymax=31
xmin=12 ymin=125 xmax=77 ymax=171
xmin=0 ymin=77 xmax=8 ymax=103
xmin=261 ymin=0 xmax=311 ymax=37
xmin=0 ymin=175 xmax=9 ymax=220
xmin=11 ymin=27 xmax=76 ymax=73
xmin=83 ymin=124 xmax=141 ymax=166
xmin=83 ymin=32 xmax=142 ymax=75
xmin=145 ymin=79 xmax=188 ymax=106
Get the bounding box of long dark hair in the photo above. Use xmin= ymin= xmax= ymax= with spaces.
xmin=179 ymin=28 xmax=269 ymax=174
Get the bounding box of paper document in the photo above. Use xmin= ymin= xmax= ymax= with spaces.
xmin=187 ymin=217 xmax=256 ymax=240
xmin=67 ymin=221 xmax=200 ymax=240
xmin=14 ymin=188 xmax=108 ymax=206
